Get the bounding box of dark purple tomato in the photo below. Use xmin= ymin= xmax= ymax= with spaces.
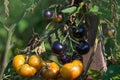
xmin=76 ymin=40 xmax=90 ymax=55
xmin=52 ymin=41 xmax=66 ymax=55
xmin=72 ymin=25 xmax=85 ymax=38
xmin=72 ymin=52 xmax=83 ymax=62
xmin=44 ymin=10 xmax=53 ymax=19
xmin=60 ymin=54 xmax=72 ymax=64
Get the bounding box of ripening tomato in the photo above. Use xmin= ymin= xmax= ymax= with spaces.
xmin=12 ymin=55 xmax=25 ymax=71
xmin=60 ymin=60 xmax=83 ymax=80
xmin=12 ymin=54 xmax=44 ymax=77
xmin=54 ymin=14 xmax=63 ymax=23
xmin=28 ymin=55 xmax=43 ymax=70
xmin=18 ymin=64 xmax=37 ymax=77
xmin=41 ymin=61 xmax=60 ymax=79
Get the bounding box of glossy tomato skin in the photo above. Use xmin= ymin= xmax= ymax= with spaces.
xmin=12 ymin=55 xmax=25 ymax=71
xmin=76 ymin=40 xmax=90 ymax=55
xmin=28 ymin=55 xmax=42 ymax=70
xmin=54 ymin=14 xmax=63 ymax=23
xmin=60 ymin=60 xmax=83 ymax=80
xmin=19 ymin=64 xmax=37 ymax=77
xmin=72 ymin=25 xmax=85 ymax=38
xmin=72 ymin=60 xmax=84 ymax=70
xmin=52 ymin=41 xmax=66 ymax=55
xmin=44 ymin=10 xmax=53 ymax=19
xmin=41 ymin=61 xmax=60 ymax=79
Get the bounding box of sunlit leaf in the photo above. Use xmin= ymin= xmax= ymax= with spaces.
xmin=61 ymin=6 xmax=77 ymax=14
xmin=90 ymin=5 xmax=99 ymax=12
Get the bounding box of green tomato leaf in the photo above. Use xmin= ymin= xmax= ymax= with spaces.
xmin=103 ymin=65 xmax=120 ymax=80
xmin=61 ymin=6 xmax=77 ymax=14
xmin=88 ymin=69 xmax=102 ymax=80
xmin=90 ymin=5 xmax=99 ymax=13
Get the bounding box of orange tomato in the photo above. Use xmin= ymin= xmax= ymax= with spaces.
xmin=12 ymin=54 xmax=43 ymax=77
xmin=12 ymin=55 xmax=25 ymax=71
xmin=19 ymin=64 xmax=37 ymax=77
xmin=72 ymin=60 xmax=84 ymax=71
xmin=41 ymin=61 xmax=60 ymax=79
xmin=28 ymin=55 xmax=42 ymax=70
xmin=60 ymin=60 xmax=83 ymax=80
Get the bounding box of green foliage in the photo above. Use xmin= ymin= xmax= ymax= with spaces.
xmin=105 ymin=38 xmax=115 ymax=55
xmin=103 ymin=65 xmax=120 ymax=80
xmin=88 ymin=69 xmax=102 ymax=80
xmin=18 ymin=19 xmax=28 ymax=33
xmin=61 ymin=6 xmax=77 ymax=14
xmin=89 ymin=5 xmax=99 ymax=13
xmin=0 ymin=0 xmax=120 ymax=79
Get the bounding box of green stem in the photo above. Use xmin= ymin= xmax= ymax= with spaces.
xmin=0 ymin=25 xmax=15 ymax=80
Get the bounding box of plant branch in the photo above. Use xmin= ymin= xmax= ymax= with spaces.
xmin=40 ymin=22 xmax=65 ymax=42
xmin=19 ymin=22 xmax=65 ymax=53
xmin=0 ymin=24 xmax=16 ymax=80
xmin=62 ymin=32 xmax=69 ymax=43
xmin=4 ymin=0 xmax=9 ymax=19
xmin=0 ymin=0 xmax=10 ymax=79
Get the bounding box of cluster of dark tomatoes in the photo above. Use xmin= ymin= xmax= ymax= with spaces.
xmin=12 ymin=0 xmax=92 ymax=80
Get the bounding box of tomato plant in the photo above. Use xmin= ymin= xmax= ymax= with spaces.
xmin=0 ymin=0 xmax=120 ymax=80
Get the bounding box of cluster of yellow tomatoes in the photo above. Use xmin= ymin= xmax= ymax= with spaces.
xmin=12 ymin=54 xmax=83 ymax=80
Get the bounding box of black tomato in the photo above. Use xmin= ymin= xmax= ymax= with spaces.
xmin=44 ymin=10 xmax=53 ymax=19
xmin=52 ymin=41 xmax=66 ymax=55
xmin=72 ymin=52 xmax=83 ymax=62
xmin=60 ymin=54 xmax=72 ymax=64
xmin=76 ymin=40 xmax=90 ymax=55
xmin=72 ymin=25 xmax=85 ymax=38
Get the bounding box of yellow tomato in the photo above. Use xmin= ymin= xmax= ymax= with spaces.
xmin=12 ymin=55 xmax=25 ymax=71
xmin=28 ymin=55 xmax=42 ymax=70
xmin=19 ymin=64 xmax=37 ymax=77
